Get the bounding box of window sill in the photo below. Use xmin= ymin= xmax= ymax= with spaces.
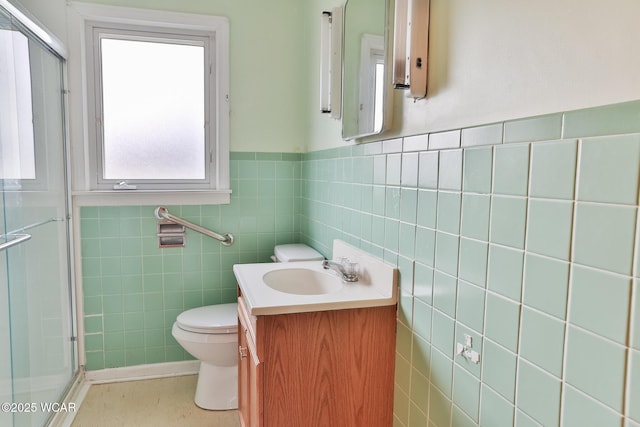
xmin=72 ymin=189 xmax=231 ymax=207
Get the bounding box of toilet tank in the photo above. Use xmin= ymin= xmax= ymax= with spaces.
xmin=273 ymin=244 xmax=324 ymax=262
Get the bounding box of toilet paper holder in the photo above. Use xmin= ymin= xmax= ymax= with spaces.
xmin=157 ymin=222 xmax=186 ymax=248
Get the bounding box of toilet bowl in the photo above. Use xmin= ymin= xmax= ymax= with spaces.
xmin=171 ymin=303 xmax=238 ymax=410
xmin=172 ymin=243 xmax=323 ymax=410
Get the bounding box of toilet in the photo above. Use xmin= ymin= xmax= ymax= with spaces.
xmin=272 ymin=243 xmax=325 ymax=263
xmin=172 ymin=243 xmax=323 ymax=410
xmin=171 ymin=303 xmax=238 ymax=410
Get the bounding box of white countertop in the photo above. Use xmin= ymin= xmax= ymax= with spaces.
xmin=233 ymin=240 xmax=398 ymax=316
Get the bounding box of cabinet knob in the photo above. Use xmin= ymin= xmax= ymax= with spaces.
xmin=239 ymin=345 xmax=248 ymax=360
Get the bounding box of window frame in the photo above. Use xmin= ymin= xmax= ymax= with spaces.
xmin=88 ymin=24 xmax=215 ymax=190
xmin=67 ymin=3 xmax=230 ymax=206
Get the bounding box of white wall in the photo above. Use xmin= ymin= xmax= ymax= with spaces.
xmin=12 ymin=0 xmax=640 ymax=154
xmin=304 ymin=0 xmax=345 ymax=151
xmin=8 ymin=0 xmax=67 ymax=42
xmin=307 ymin=0 xmax=640 ymax=150
xmin=400 ymin=0 xmax=640 ymax=132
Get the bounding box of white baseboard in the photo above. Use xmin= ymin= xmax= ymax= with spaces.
xmin=84 ymin=360 xmax=200 ymax=384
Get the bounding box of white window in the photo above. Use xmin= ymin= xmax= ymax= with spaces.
xmin=68 ymin=3 xmax=230 ymax=205
xmin=358 ymin=34 xmax=385 ymax=135
xmin=0 ymin=28 xmax=35 ymax=180
xmin=98 ymin=31 xmax=207 ymax=182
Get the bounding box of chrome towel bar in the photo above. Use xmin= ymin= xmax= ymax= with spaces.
xmin=0 ymin=217 xmax=66 ymax=252
xmin=154 ymin=206 xmax=234 ymax=246
xmin=0 ymin=234 xmax=32 ymax=252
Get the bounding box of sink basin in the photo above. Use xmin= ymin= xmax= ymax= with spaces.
xmin=262 ymin=268 xmax=343 ymax=295
xmin=233 ymin=240 xmax=398 ymax=315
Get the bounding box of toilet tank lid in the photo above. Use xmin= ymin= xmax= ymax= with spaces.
xmin=176 ymin=303 xmax=238 ymax=334
xmin=274 ymin=244 xmax=324 ymax=262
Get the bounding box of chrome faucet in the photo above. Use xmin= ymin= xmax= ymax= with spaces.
xmin=322 ymin=258 xmax=359 ymax=282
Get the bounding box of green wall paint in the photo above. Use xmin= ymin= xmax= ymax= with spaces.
xmin=73 ymin=0 xmax=311 ymax=153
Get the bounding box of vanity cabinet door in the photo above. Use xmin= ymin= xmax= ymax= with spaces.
xmin=238 ymin=325 xmax=251 ymax=427
xmin=238 ymin=300 xmax=262 ymax=427
xmin=247 ymin=340 xmax=261 ymax=426
xmin=237 ymin=294 xmax=396 ymax=427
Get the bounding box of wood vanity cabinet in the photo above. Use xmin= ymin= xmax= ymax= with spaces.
xmin=237 ymin=295 xmax=397 ymax=427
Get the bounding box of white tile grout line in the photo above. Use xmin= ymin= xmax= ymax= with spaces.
xmin=301 ymin=136 xmax=640 ymax=424
xmin=559 ymin=137 xmax=581 ymax=425
xmin=623 ymin=188 xmax=640 ymax=420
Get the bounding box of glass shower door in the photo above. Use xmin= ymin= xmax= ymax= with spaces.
xmin=1 ymin=188 xmax=12 ymax=427
xmin=1 ymin=3 xmax=77 ymax=426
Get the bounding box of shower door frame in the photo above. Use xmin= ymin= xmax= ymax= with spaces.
xmin=0 ymin=1 xmax=79 ymax=425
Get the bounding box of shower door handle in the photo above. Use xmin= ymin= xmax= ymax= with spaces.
xmin=0 ymin=233 xmax=32 ymax=252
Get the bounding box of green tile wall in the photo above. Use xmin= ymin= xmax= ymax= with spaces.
xmin=81 ymin=153 xmax=301 ymax=370
xmin=299 ymin=100 xmax=640 ymax=427
xmin=79 ymin=101 xmax=640 ymax=426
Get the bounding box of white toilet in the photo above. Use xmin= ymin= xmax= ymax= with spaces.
xmin=171 ymin=303 xmax=238 ymax=410
xmin=172 ymin=243 xmax=323 ymax=410
xmin=271 ymin=243 xmax=325 ymax=263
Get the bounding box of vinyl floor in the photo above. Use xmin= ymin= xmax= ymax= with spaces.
xmin=70 ymin=375 xmax=241 ymax=427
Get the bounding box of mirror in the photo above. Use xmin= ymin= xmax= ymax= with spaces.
xmin=341 ymin=0 xmax=388 ymax=140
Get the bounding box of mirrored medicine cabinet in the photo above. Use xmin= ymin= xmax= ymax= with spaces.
xmin=341 ymin=0 xmax=389 ymax=140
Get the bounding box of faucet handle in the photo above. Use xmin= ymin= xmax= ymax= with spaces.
xmin=322 ymin=258 xmax=359 ymax=282
xmin=341 ymin=259 xmax=359 ymax=282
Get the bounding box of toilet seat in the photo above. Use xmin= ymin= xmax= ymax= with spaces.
xmin=176 ymin=303 xmax=238 ymax=334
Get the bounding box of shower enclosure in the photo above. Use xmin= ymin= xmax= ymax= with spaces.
xmin=1 ymin=2 xmax=78 ymax=426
